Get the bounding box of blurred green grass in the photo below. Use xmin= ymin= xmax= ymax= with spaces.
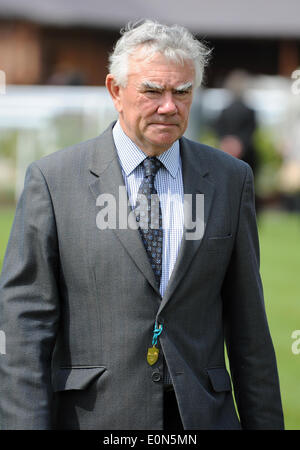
xmin=0 ymin=207 xmax=15 ymax=269
xmin=0 ymin=207 xmax=299 ymax=429
xmin=258 ymin=211 xmax=300 ymax=430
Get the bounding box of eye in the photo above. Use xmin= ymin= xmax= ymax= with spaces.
xmin=174 ymin=90 xmax=190 ymax=96
xmin=145 ymin=90 xmax=161 ymax=95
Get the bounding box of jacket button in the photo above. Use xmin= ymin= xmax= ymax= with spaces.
xmin=152 ymin=371 xmax=161 ymax=382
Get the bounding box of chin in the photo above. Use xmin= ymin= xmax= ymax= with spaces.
xmin=152 ymin=132 xmax=179 ymax=146
xmin=150 ymin=142 xmax=176 ymax=155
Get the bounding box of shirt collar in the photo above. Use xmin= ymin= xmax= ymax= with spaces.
xmin=113 ymin=120 xmax=180 ymax=178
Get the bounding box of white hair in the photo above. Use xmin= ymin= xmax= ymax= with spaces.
xmin=108 ymin=20 xmax=212 ymax=88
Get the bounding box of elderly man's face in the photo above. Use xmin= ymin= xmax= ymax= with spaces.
xmin=106 ymin=49 xmax=195 ymax=156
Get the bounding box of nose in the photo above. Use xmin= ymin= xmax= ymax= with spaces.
xmin=157 ymin=92 xmax=177 ymax=115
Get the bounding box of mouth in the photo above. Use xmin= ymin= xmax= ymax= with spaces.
xmin=150 ymin=123 xmax=178 ymax=128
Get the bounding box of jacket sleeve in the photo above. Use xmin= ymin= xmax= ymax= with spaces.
xmin=0 ymin=162 xmax=60 ymax=429
xmin=222 ymin=164 xmax=284 ymax=429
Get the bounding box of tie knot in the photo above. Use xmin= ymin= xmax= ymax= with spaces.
xmin=142 ymin=157 xmax=162 ymax=178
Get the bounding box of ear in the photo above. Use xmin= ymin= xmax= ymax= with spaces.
xmin=105 ymin=74 xmax=123 ymax=113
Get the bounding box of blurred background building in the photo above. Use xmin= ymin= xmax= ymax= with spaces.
xmin=0 ymin=0 xmax=299 ymax=86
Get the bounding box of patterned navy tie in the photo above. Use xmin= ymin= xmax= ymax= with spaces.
xmin=137 ymin=157 xmax=173 ymax=387
xmin=136 ymin=157 xmax=163 ymax=287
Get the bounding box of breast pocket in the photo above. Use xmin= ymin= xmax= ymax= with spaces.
xmin=52 ymin=366 xmax=107 ymax=392
xmin=204 ymin=234 xmax=233 ymax=253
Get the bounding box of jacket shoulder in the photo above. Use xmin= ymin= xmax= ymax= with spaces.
xmin=181 ymin=136 xmax=251 ymax=181
xmin=33 ymin=135 xmax=100 ymax=174
xmin=32 ymin=122 xmax=115 ymax=176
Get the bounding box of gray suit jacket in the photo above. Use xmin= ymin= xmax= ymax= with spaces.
xmin=0 ymin=123 xmax=284 ymax=429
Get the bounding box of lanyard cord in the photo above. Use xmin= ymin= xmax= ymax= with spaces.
xmin=152 ymin=322 xmax=163 ymax=347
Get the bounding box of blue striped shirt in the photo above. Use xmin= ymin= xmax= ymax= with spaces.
xmin=112 ymin=120 xmax=184 ymax=297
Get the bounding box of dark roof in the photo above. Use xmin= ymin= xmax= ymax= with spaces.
xmin=0 ymin=0 xmax=300 ymax=37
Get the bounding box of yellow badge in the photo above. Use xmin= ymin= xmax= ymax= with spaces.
xmin=147 ymin=345 xmax=159 ymax=366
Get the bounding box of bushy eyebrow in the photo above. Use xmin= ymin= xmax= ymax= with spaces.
xmin=140 ymin=80 xmax=193 ymax=92
xmin=140 ymin=81 xmax=164 ymax=91
xmin=174 ymin=82 xmax=193 ymax=92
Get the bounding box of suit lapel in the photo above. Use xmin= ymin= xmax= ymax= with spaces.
xmin=88 ymin=124 xmax=160 ymax=296
xmin=87 ymin=125 xmax=215 ymax=306
xmin=158 ymin=137 xmax=215 ymax=313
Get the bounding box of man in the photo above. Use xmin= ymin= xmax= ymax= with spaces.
xmin=0 ymin=20 xmax=284 ymax=430
xmin=214 ymin=70 xmax=258 ymax=174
